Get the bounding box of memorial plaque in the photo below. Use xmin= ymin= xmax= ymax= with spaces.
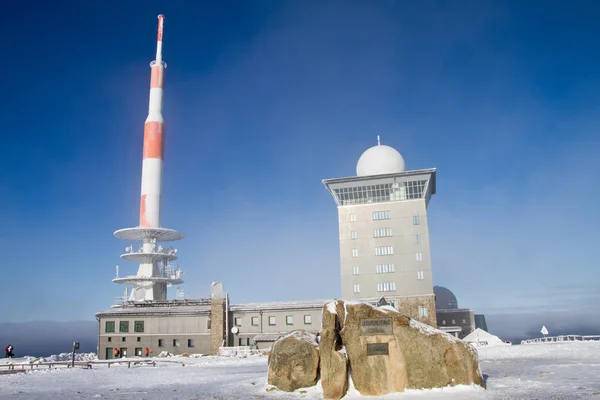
xmin=360 ymin=317 xmax=393 ymax=335
xmin=367 ymin=343 xmax=389 ymax=356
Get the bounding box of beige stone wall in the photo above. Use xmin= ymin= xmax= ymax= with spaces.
xmin=392 ymin=294 xmax=437 ymax=327
xmin=210 ymin=297 xmax=226 ymax=355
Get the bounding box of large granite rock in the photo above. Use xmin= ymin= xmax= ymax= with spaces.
xmin=267 ymin=330 xmax=320 ymax=392
xmin=333 ymin=300 xmax=484 ymax=396
xmin=319 ymin=301 xmax=348 ymax=400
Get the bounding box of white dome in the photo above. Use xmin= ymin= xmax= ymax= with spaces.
xmin=356 ymin=144 xmax=406 ymax=176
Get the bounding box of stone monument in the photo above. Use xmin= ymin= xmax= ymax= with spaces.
xmin=267 ymin=300 xmax=484 ymax=398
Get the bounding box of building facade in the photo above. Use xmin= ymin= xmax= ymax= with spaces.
xmin=96 ymin=300 xmax=212 ymax=359
xmin=323 ymin=142 xmax=437 ymax=327
xmin=437 ymin=309 xmax=476 ymax=339
xmin=96 ymin=294 xmax=330 ymax=359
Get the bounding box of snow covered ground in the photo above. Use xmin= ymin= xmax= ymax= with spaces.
xmin=1 ymin=341 xmax=599 ymax=399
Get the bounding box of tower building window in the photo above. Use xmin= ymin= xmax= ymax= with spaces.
xmin=376 ymin=264 xmax=395 ymax=273
xmin=375 ymin=246 xmax=394 ymax=256
xmin=413 ymin=215 xmax=420 ymax=225
xmin=353 ymin=284 xmax=360 ymax=293
xmin=417 ymin=270 xmax=424 ymax=280
xmin=268 ymin=316 xmax=276 ymax=326
xmin=332 ymin=181 xmax=428 ymax=206
xmin=415 ymin=234 xmax=421 ymax=244
xmin=376 ymin=282 xmax=397 ymax=292
xmin=372 ymin=211 xmax=391 ymax=221
xmin=373 ymin=228 xmax=392 ymax=238
xmin=350 ymin=213 xmax=357 ymax=222
xmin=352 ymin=266 xmax=360 ymax=275
xmin=286 ymin=316 xmax=294 ymax=325
xmin=415 ymin=252 xmax=423 ymax=262
xmin=251 ymin=317 xmax=259 ymax=326
xmin=419 ymin=306 xmax=428 ymax=318
xmin=352 ymin=248 xmax=358 ymax=258
xmin=350 ymin=230 xmax=358 ymax=240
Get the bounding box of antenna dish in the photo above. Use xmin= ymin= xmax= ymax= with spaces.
xmin=231 ymin=327 xmax=239 ymax=334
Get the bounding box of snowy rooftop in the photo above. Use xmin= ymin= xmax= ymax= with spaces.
xmin=96 ymin=298 xmax=333 ymax=317
xmin=229 ymin=299 xmax=332 ymax=312
xmin=436 ymin=308 xmax=474 ymax=314
xmin=96 ymin=300 xmax=211 ymax=317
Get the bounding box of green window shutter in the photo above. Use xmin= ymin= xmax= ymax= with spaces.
xmin=134 ymin=321 xmax=144 ymax=333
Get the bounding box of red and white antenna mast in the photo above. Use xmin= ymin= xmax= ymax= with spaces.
xmin=140 ymin=14 xmax=166 ymax=229
xmin=113 ymin=15 xmax=185 ymax=303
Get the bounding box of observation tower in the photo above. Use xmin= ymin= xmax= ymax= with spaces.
xmin=112 ymin=15 xmax=184 ymax=303
xmin=322 ymin=136 xmax=437 ymax=326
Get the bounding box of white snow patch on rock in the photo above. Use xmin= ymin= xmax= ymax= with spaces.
xmin=277 ymin=330 xmax=319 ymax=347
xmin=409 ymin=319 xmax=460 ymax=343
xmin=326 ymin=301 xmax=338 ymax=314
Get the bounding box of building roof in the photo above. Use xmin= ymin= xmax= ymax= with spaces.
xmin=230 ymin=299 xmax=332 ymax=312
xmin=434 ymin=286 xmax=458 ymax=310
xmin=356 ymin=144 xmax=406 ymax=176
xmin=436 ymin=308 xmax=473 ymax=314
xmin=96 ymin=299 xmax=212 ymax=318
xmin=322 ymin=168 xmax=436 ymax=188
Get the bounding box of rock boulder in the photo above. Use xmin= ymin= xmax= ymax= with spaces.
xmin=334 ymin=301 xmax=484 ymax=396
xmin=319 ymin=301 xmax=349 ymax=400
xmin=267 ymin=330 xmax=320 ymax=392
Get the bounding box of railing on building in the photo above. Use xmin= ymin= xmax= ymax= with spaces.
xmin=521 ymin=335 xmax=600 ymax=345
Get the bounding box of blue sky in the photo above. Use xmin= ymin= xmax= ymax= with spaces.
xmin=1 ymin=0 xmax=599 ymax=330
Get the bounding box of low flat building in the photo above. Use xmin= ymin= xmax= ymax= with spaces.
xmin=96 ymin=292 xmax=332 ymax=359
xmin=433 ymin=286 xmax=485 ymax=339
xmin=436 ymin=308 xmax=476 ymax=339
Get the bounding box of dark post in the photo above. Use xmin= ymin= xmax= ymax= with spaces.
xmin=71 ymin=342 xmax=80 ymax=368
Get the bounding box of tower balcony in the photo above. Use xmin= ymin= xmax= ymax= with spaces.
xmin=112 ymin=275 xmax=184 ymax=286
xmin=120 ymin=245 xmax=178 ymax=263
xmin=114 ymin=227 xmax=184 ymax=242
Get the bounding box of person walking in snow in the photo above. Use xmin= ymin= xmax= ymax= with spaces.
xmin=5 ymin=344 xmax=14 ymax=358
xmin=113 ymin=348 xmax=120 ymax=359
xmin=144 ymin=348 xmax=149 ymax=357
